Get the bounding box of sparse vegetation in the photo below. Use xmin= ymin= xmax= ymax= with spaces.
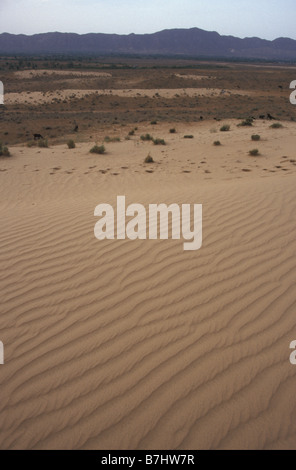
xmin=184 ymin=135 xmax=194 ymax=139
xmin=144 ymin=153 xmax=154 ymax=163
xmin=104 ymin=136 xmax=120 ymax=143
xmin=169 ymin=128 xmax=176 ymax=134
xmin=251 ymin=134 xmax=261 ymax=141
xmin=27 ymin=140 xmax=37 ymax=148
xmin=238 ymin=118 xmax=253 ymax=127
xmin=128 ymin=129 xmax=135 ymax=136
xmin=140 ymin=134 xmax=153 ymax=141
xmin=150 ymin=120 xmax=157 ymax=125
xmin=153 ymin=138 xmax=166 ymax=145
xmin=270 ymin=122 xmax=283 ymax=129
xmin=0 ymin=142 xmax=10 ymax=157
xmin=67 ymin=139 xmax=75 ymax=149
xmin=220 ymin=125 xmax=230 ymax=132
xmin=38 ymin=138 xmax=48 ymax=148
xmin=249 ymin=149 xmax=260 ymax=156
xmin=213 ymin=141 xmax=221 ymax=146
xmin=90 ymin=144 xmax=105 ymax=154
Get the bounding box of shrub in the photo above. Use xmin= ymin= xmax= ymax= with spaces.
xmin=169 ymin=128 xmax=176 ymax=134
xmin=184 ymin=135 xmax=194 ymax=139
xmin=150 ymin=120 xmax=157 ymax=125
xmin=220 ymin=125 xmax=230 ymax=132
xmin=27 ymin=140 xmax=36 ymax=148
xmin=0 ymin=142 xmax=10 ymax=157
xmin=270 ymin=122 xmax=283 ymax=129
xmin=238 ymin=118 xmax=253 ymax=127
xmin=249 ymin=149 xmax=260 ymax=156
xmin=153 ymin=138 xmax=166 ymax=145
xmin=213 ymin=141 xmax=221 ymax=146
xmin=251 ymin=134 xmax=261 ymax=141
xmin=128 ymin=129 xmax=135 ymax=136
xmin=104 ymin=136 xmax=120 ymax=143
xmin=90 ymin=144 xmax=105 ymax=154
xmin=67 ymin=139 xmax=75 ymax=149
xmin=140 ymin=134 xmax=153 ymax=141
xmin=144 ymin=153 xmax=154 ymax=163
xmin=38 ymin=138 xmax=48 ymax=148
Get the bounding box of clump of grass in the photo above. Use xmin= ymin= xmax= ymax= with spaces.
xmin=238 ymin=118 xmax=253 ymax=127
xmin=153 ymin=138 xmax=166 ymax=145
xmin=38 ymin=138 xmax=48 ymax=148
xmin=67 ymin=139 xmax=75 ymax=149
xmin=249 ymin=148 xmax=260 ymax=156
xmin=169 ymin=128 xmax=176 ymax=134
xmin=213 ymin=141 xmax=221 ymax=146
xmin=220 ymin=125 xmax=230 ymax=132
xmin=184 ymin=135 xmax=194 ymax=139
xmin=270 ymin=122 xmax=283 ymax=129
xmin=128 ymin=129 xmax=135 ymax=136
xmin=150 ymin=120 xmax=157 ymax=125
xmin=0 ymin=142 xmax=10 ymax=157
xmin=90 ymin=144 xmax=105 ymax=154
xmin=144 ymin=153 xmax=154 ymax=163
xmin=140 ymin=134 xmax=153 ymax=141
xmin=104 ymin=136 xmax=120 ymax=143
xmin=251 ymin=134 xmax=261 ymax=141
xmin=27 ymin=140 xmax=36 ymax=148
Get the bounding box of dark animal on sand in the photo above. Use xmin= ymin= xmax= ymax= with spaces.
xmin=33 ymin=133 xmax=43 ymax=140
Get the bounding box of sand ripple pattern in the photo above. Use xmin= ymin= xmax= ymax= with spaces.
xmin=0 ymin=177 xmax=296 ymax=449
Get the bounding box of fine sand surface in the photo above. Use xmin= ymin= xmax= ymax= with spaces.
xmin=0 ymin=120 xmax=296 ymax=449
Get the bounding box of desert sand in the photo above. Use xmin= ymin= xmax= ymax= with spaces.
xmin=0 ymin=61 xmax=296 ymax=450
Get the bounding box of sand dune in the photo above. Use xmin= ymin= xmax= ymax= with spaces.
xmin=0 ymin=120 xmax=296 ymax=449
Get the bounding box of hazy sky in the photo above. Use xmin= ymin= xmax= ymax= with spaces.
xmin=0 ymin=0 xmax=295 ymax=40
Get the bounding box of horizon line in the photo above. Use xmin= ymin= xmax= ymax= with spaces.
xmin=0 ymin=27 xmax=293 ymax=42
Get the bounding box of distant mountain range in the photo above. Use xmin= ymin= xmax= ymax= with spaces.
xmin=0 ymin=28 xmax=296 ymax=60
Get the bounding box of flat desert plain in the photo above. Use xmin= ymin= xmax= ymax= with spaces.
xmin=0 ymin=59 xmax=296 ymax=449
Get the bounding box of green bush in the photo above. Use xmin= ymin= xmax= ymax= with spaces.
xmin=213 ymin=141 xmax=221 ymax=146
xmin=140 ymin=134 xmax=153 ymax=141
xmin=251 ymin=134 xmax=261 ymax=141
xmin=38 ymin=138 xmax=48 ymax=148
xmin=153 ymin=138 xmax=166 ymax=145
xmin=27 ymin=140 xmax=36 ymax=148
xmin=104 ymin=136 xmax=120 ymax=143
xmin=238 ymin=118 xmax=253 ymax=127
xmin=90 ymin=144 xmax=105 ymax=154
xmin=220 ymin=125 xmax=230 ymax=132
xmin=67 ymin=139 xmax=75 ymax=149
xmin=169 ymin=128 xmax=176 ymax=134
xmin=270 ymin=122 xmax=283 ymax=129
xmin=249 ymin=149 xmax=260 ymax=156
xmin=0 ymin=142 xmax=10 ymax=157
xmin=144 ymin=153 xmax=154 ymax=163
